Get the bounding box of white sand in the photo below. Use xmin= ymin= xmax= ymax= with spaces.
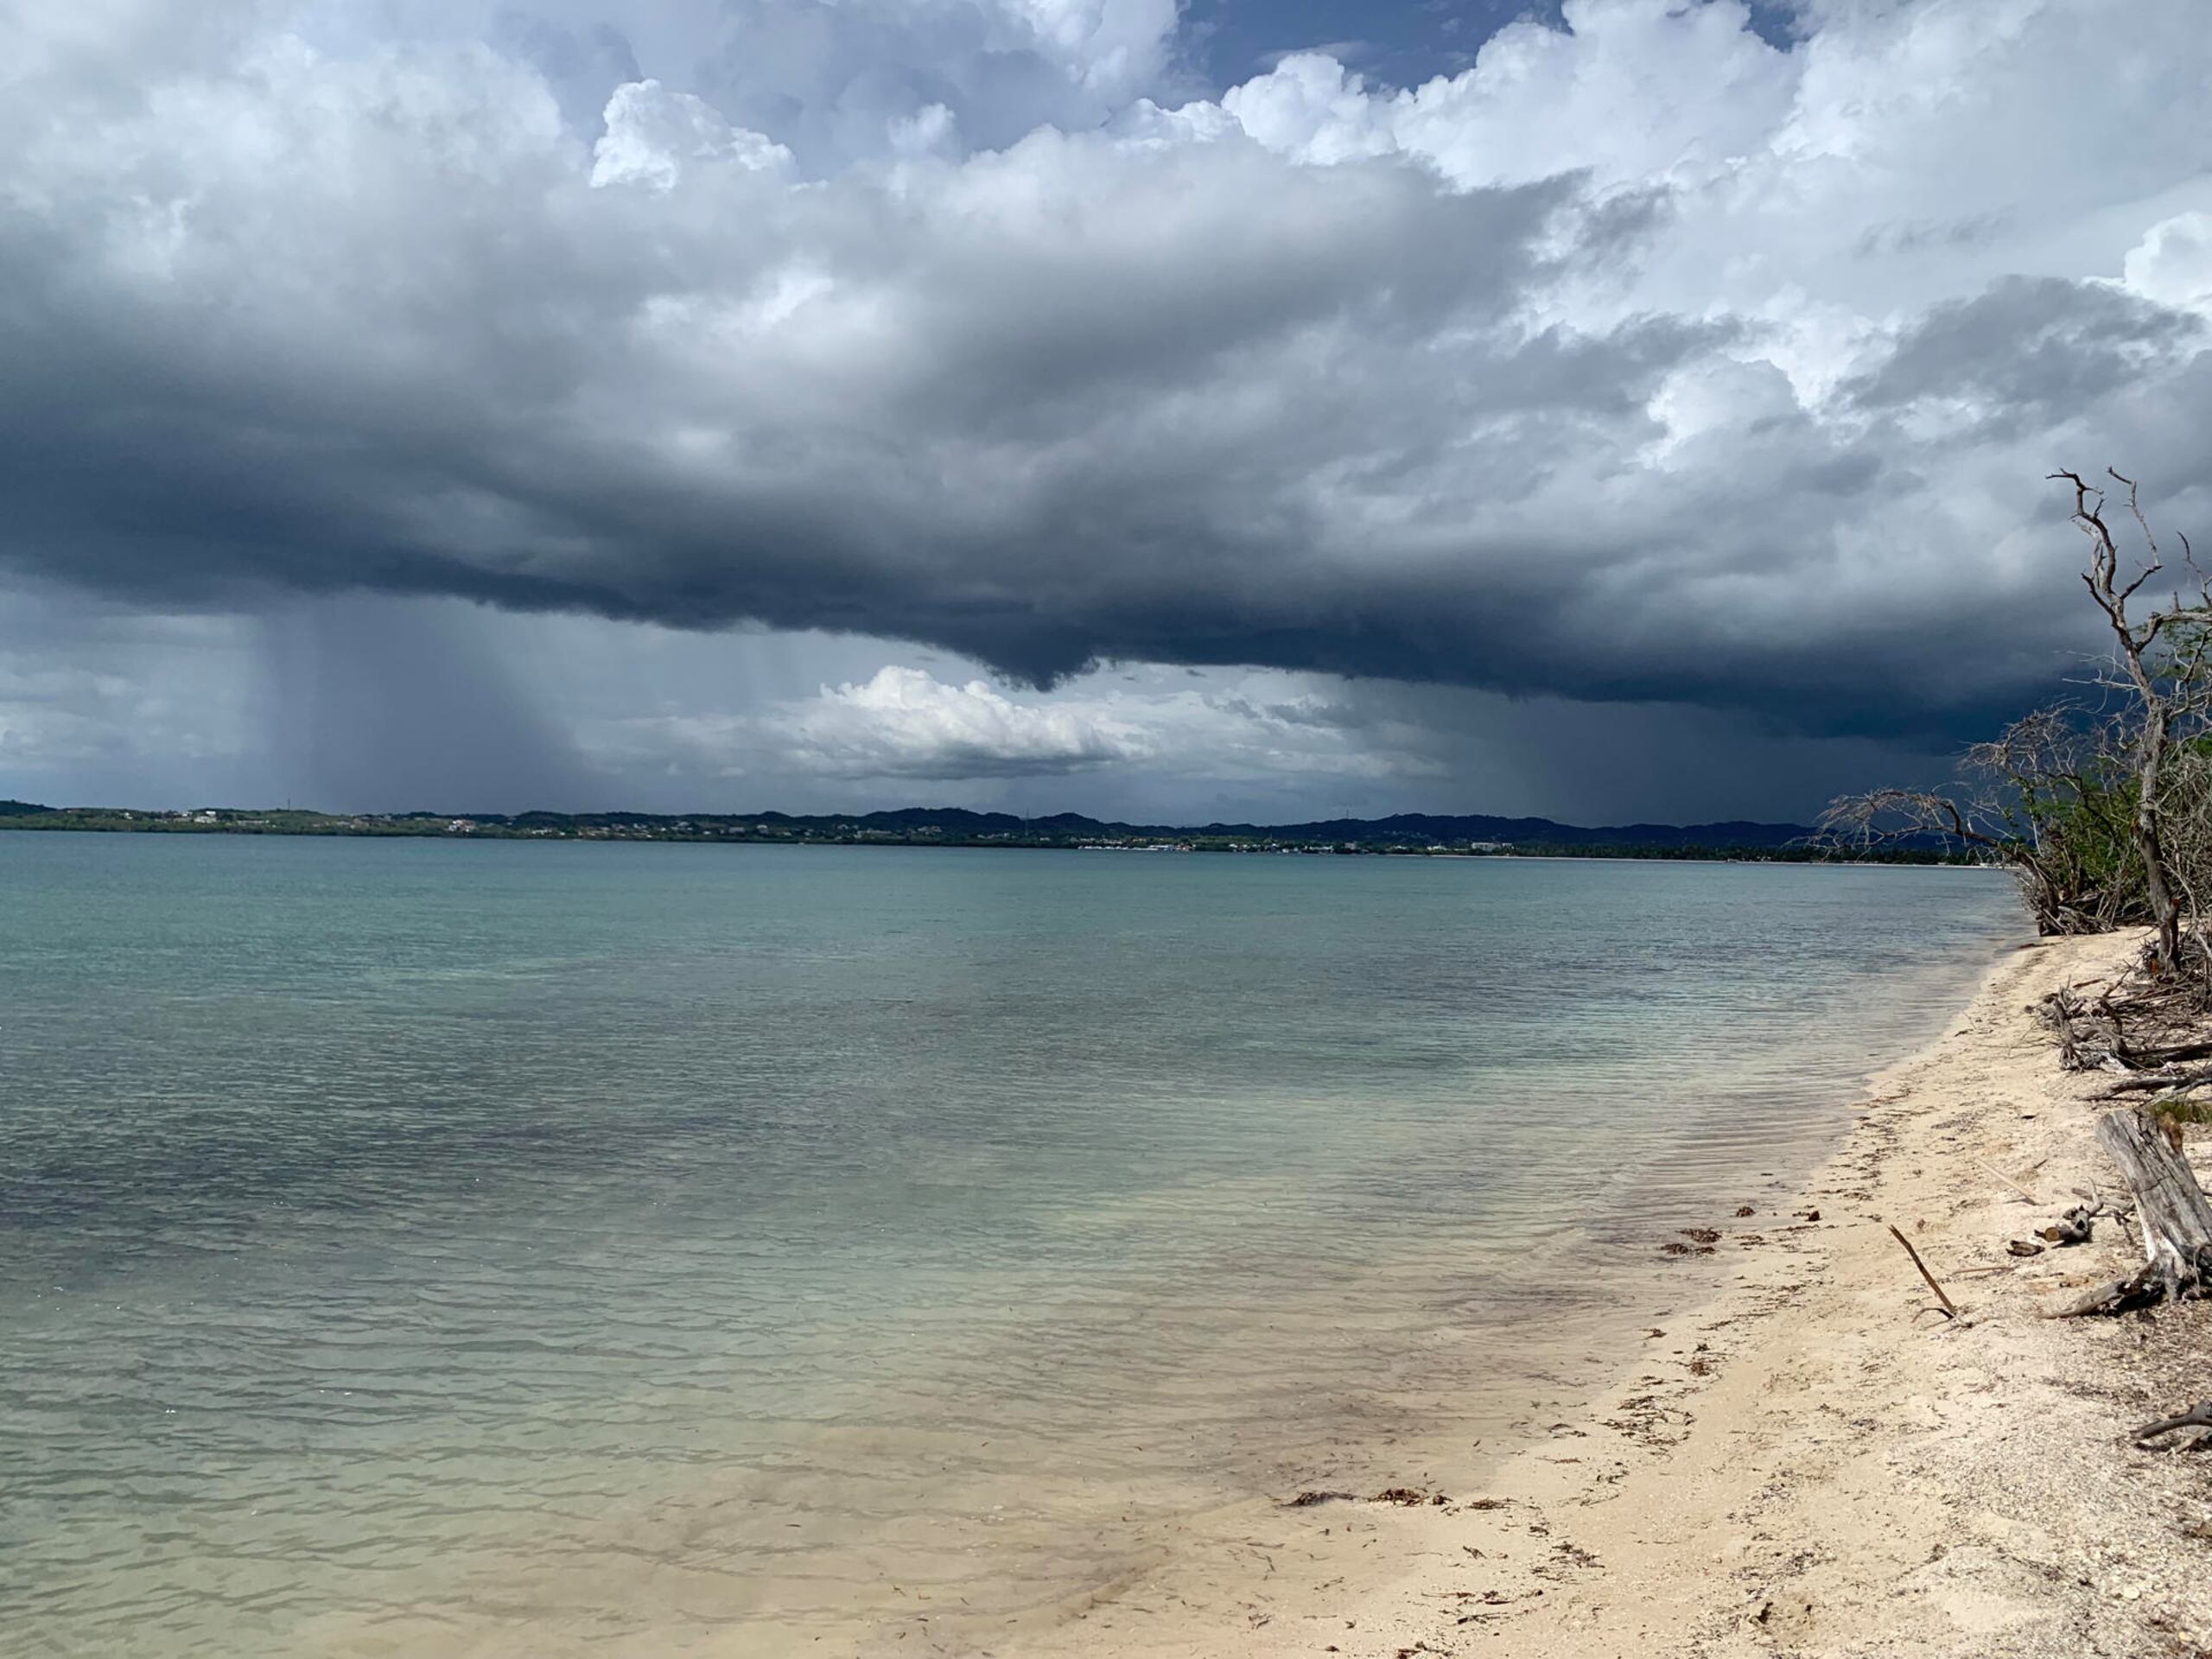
xmin=988 ymin=931 xmax=2212 ymax=1658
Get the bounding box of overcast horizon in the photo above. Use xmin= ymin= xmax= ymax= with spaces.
xmin=4 ymin=0 xmax=2209 ymax=824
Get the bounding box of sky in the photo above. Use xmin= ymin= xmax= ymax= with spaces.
xmin=2 ymin=0 xmax=2209 ymax=824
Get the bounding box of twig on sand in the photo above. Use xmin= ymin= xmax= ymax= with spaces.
xmin=1974 ymin=1157 xmax=2043 ymax=1203
xmin=1885 ymin=1224 xmax=1959 ymax=1319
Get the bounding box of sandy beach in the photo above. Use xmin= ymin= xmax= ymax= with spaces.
xmin=986 ymin=931 xmax=2212 ymax=1659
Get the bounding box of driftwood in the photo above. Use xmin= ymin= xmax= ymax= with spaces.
xmin=2039 ymin=988 xmax=2128 ymax=1071
xmin=2123 ymin=1407 xmax=2212 ymax=1451
xmin=2048 ymin=1108 xmax=2212 ymax=1316
xmin=1976 ymin=1156 xmax=2042 ymax=1203
xmin=2103 ymin=1067 xmax=2212 ymax=1096
xmin=2042 ymin=1211 xmax=2093 ymax=1246
xmin=2121 ymin=1039 xmax=2212 ymax=1066
xmin=2037 ymin=1196 xmax=2120 ymax=1246
xmin=2038 ymin=994 xmax=2212 ymax=1073
xmin=2134 ymin=1401 xmax=2212 ymax=1444
xmin=1885 ymin=1224 xmax=1958 ymax=1319
xmin=2043 ymin=964 xmax=2212 ymax=1077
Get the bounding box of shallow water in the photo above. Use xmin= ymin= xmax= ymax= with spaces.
xmin=0 ymin=836 xmax=2018 ymax=1655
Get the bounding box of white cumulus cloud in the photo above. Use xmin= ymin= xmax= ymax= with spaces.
xmin=591 ymin=79 xmax=791 ymax=190
xmin=2126 ymin=212 xmax=2212 ymax=315
xmin=775 ymin=666 xmax=1143 ymax=778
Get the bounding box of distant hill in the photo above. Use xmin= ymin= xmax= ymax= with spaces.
xmin=0 ymin=798 xmax=1875 ymax=852
xmin=397 ymin=804 xmax=1821 ymax=849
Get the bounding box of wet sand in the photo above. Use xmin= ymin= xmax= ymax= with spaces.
xmin=977 ymin=931 xmax=2212 ymax=1658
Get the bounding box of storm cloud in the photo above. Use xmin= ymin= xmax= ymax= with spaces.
xmin=4 ymin=0 xmax=2212 ymax=800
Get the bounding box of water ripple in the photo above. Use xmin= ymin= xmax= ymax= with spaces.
xmin=0 ymin=837 xmax=2017 ymax=1656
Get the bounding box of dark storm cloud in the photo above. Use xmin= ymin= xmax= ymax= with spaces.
xmin=3 ymin=0 xmax=2212 ymax=756
xmin=1849 ymin=276 xmax=2206 ymax=422
xmin=260 ymin=598 xmax=596 ymax=812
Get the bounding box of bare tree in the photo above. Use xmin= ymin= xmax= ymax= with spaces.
xmin=1822 ymin=704 xmax=2136 ymax=936
xmin=2159 ymin=741 xmax=2212 ymax=982
xmin=1827 ymin=470 xmax=2212 ymax=978
xmin=2051 ymin=468 xmax=2212 ymax=977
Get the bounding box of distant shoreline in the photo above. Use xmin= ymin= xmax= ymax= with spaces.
xmin=0 ymin=802 xmax=1976 ymax=865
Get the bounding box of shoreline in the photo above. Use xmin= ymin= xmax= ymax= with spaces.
xmin=995 ymin=930 xmax=2212 ymax=1658
xmin=0 ymin=821 xmax=1974 ymax=868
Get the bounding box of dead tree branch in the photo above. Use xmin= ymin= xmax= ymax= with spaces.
xmin=2048 ymin=1107 xmax=2212 ymax=1316
xmin=2134 ymin=1402 xmax=2212 ymax=1443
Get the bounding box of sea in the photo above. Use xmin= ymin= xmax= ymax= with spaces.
xmin=0 ymin=834 xmax=2020 ymax=1656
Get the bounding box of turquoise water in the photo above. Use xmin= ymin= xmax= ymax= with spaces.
xmin=0 ymin=836 xmax=2018 ymax=1656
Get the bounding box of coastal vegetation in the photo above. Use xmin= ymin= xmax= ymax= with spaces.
xmin=1835 ymin=469 xmax=2212 ymax=1319
xmin=1830 ymin=470 xmax=2212 ymax=969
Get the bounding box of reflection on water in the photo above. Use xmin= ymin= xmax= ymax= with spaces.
xmin=0 ymin=837 xmax=2018 ymax=1655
